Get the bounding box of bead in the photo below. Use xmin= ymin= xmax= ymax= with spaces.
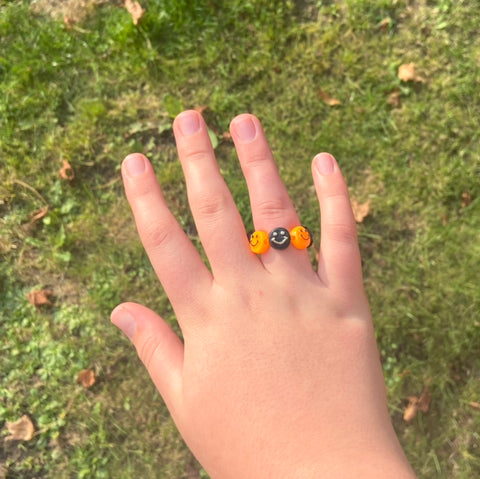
xmin=249 ymin=230 xmax=270 ymax=254
xmin=269 ymin=227 xmax=290 ymax=250
xmin=290 ymin=225 xmax=313 ymax=249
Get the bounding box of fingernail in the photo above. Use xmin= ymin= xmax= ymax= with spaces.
xmin=177 ymin=111 xmax=201 ymax=136
xmin=124 ymin=154 xmax=146 ymax=177
xmin=233 ymin=116 xmax=257 ymax=142
xmin=111 ymin=306 xmax=136 ymax=340
xmin=314 ymin=153 xmax=335 ymax=176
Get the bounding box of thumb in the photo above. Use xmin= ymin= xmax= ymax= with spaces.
xmin=111 ymin=302 xmax=184 ymax=414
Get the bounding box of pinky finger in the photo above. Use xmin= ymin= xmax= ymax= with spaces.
xmin=312 ymin=153 xmax=363 ymax=292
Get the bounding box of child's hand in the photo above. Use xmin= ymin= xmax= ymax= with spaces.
xmin=111 ymin=111 xmax=416 ymax=478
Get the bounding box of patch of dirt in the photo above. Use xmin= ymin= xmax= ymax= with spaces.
xmin=30 ymin=0 xmax=118 ymax=22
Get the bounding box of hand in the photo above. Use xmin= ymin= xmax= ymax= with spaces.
xmin=111 ymin=111 xmax=416 ymax=478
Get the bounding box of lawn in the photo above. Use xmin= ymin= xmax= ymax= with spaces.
xmin=1 ymin=0 xmax=479 ymax=477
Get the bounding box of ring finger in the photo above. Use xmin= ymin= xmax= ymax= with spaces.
xmin=230 ymin=114 xmax=313 ymax=272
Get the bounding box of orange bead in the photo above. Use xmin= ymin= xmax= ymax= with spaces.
xmin=249 ymin=230 xmax=270 ymax=254
xmin=290 ymin=226 xmax=312 ymax=249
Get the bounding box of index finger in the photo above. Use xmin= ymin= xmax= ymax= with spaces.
xmin=122 ymin=153 xmax=212 ymax=319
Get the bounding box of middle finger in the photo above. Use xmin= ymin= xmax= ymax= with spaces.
xmin=173 ymin=110 xmax=259 ymax=282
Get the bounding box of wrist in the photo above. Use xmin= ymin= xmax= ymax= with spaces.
xmin=282 ymin=440 xmax=416 ymax=479
xmin=237 ymin=431 xmax=416 ymax=479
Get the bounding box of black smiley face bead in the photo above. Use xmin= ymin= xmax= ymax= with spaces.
xmin=269 ymin=227 xmax=291 ymax=250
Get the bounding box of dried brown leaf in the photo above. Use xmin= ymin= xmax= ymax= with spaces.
xmin=5 ymin=415 xmax=35 ymax=442
xmin=26 ymin=289 xmax=54 ymax=307
xmin=125 ymin=0 xmax=145 ymax=25
xmin=30 ymin=206 xmax=49 ymax=223
xmin=403 ymin=387 xmax=431 ymax=422
xmin=387 ymin=90 xmax=401 ymax=108
xmin=194 ymin=105 xmax=208 ymax=114
xmin=351 ymin=199 xmax=371 ymax=223
xmin=403 ymin=396 xmax=419 ymax=422
xmin=398 ymin=63 xmax=426 ymax=83
xmin=77 ymin=369 xmax=96 ymax=388
xmin=378 ymin=17 xmax=392 ymax=31
xmin=58 ymin=160 xmax=75 ymax=181
xmin=319 ymin=88 xmax=341 ymax=106
xmin=469 ymin=401 xmax=480 ymax=409
xmin=461 ymin=191 xmax=472 ymax=208
xmin=418 ymin=387 xmax=431 ymax=413
xmin=63 ymin=15 xmax=73 ymax=29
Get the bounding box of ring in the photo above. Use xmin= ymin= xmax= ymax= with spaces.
xmin=249 ymin=226 xmax=313 ymax=254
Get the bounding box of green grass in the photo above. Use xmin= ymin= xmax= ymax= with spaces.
xmin=1 ymin=0 xmax=479 ymax=477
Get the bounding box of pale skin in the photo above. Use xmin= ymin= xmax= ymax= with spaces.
xmin=111 ymin=111 xmax=417 ymax=478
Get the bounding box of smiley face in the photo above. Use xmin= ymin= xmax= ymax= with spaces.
xmin=269 ymin=227 xmax=291 ymax=250
xmin=290 ymin=225 xmax=312 ymax=249
xmin=249 ymin=230 xmax=270 ymax=254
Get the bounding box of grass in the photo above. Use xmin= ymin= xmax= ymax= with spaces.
xmin=1 ymin=0 xmax=479 ymax=477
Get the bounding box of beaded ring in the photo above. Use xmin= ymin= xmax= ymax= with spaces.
xmin=249 ymin=226 xmax=312 ymax=254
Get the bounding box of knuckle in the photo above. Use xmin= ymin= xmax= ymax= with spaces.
xmin=244 ymin=151 xmax=272 ymax=168
xmin=137 ymin=334 xmax=162 ymax=371
xmin=323 ymin=190 xmax=348 ymax=202
xmin=193 ymin=190 xmax=230 ymax=220
xmin=183 ymin=147 xmax=211 ymax=164
xmin=141 ymin=220 xmax=175 ymax=250
xmin=327 ymin=222 xmax=358 ymax=244
xmin=342 ymin=316 xmax=372 ymax=348
xmin=256 ymin=197 xmax=291 ymax=222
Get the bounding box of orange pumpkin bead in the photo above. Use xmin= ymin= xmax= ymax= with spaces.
xmin=290 ymin=226 xmax=312 ymax=249
xmin=249 ymin=230 xmax=270 ymax=254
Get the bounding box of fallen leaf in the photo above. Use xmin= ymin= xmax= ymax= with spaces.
xmin=194 ymin=105 xmax=208 ymax=114
xmin=58 ymin=160 xmax=74 ymax=181
xmin=125 ymin=0 xmax=145 ymax=25
xmin=418 ymin=387 xmax=431 ymax=413
xmin=30 ymin=205 xmax=49 ymax=223
xmin=469 ymin=401 xmax=480 ymax=409
xmin=387 ymin=89 xmax=401 ymax=107
xmin=403 ymin=387 xmax=431 ymax=422
xmin=222 ymin=131 xmax=232 ymax=141
xmin=63 ymin=15 xmax=73 ymax=29
xmin=319 ymin=88 xmax=341 ymax=106
xmin=461 ymin=191 xmax=472 ymax=208
xmin=26 ymin=289 xmax=54 ymax=307
xmin=398 ymin=63 xmax=426 ymax=83
xmin=403 ymin=396 xmax=419 ymax=422
xmin=351 ymin=198 xmax=371 ymax=223
xmin=77 ymin=369 xmax=96 ymax=388
xmin=5 ymin=415 xmax=35 ymax=442
xmin=378 ymin=17 xmax=392 ymax=31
